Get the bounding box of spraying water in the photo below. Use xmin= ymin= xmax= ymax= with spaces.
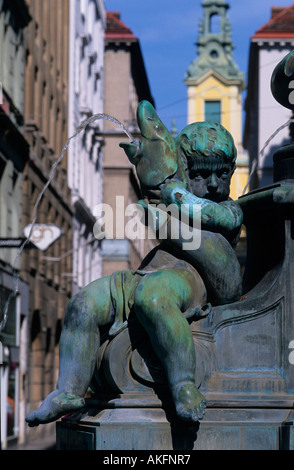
xmin=0 ymin=113 xmax=134 ymax=332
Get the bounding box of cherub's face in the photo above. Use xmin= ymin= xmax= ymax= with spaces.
xmin=188 ymin=165 xmax=234 ymax=202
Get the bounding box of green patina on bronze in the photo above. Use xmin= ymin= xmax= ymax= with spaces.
xmin=284 ymin=50 xmax=294 ymax=78
xmin=119 ymin=100 xmax=187 ymax=191
xmin=176 ymin=121 xmax=237 ymax=171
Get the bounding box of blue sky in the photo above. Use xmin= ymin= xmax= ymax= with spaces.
xmin=105 ymin=0 xmax=293 ymax=134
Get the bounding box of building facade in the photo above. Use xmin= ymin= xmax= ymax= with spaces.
xmin=102 ymin=12 xmax=155 ymax=277
xmin=20 ymin=0 xmax=73 ymax=446
xmin=243 ymin=4 xmax=294 ymax=190
xmin=0 ymin=0 xmax=31 ymax=450
xmin=185 ymin=0 xmax=248 ymax=201
xmin=68 ymin=0 xmax=106 ymax=294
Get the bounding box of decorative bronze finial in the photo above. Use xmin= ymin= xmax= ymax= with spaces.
xmin=271 ymin=50 xmax=294 ymax=182
xmin=271 ymin=49 xmax=294 ymax=111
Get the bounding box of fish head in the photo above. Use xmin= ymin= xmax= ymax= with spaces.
xmin=119 ymin=100 xmax=168 ymax=162
xmin=137 ymin=100 xmax=169 ymax=142
xmin=120 ymin=100 xmax=187 ymax=190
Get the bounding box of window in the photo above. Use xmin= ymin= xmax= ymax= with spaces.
xmin=205 ymin=101 xmax=221 ymax=123
xmin=0 ymin=286 xmax=17 ymax=346
xmin=209 ymin=13 xmax=221 ymax=34
xmin=0 ymin=286 xmax=19 ymax=441
xmin=210 ymin=50 xmax=219 ymax=59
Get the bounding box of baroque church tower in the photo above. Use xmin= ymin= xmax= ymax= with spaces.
xmin=185 ymin=0 xmax=248 ymax=200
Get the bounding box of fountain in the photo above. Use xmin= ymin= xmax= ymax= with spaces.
xmin=55 ymin=51 xmax=294 ymax=450
xmin=6 ymin=50 xmax=294 ymax=450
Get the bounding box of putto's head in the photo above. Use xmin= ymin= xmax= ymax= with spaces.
xmin=176 ymin=122 xmax=237 ymax=202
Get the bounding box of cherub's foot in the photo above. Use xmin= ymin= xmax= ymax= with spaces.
xmin=25 ymin=390 xmax=85 ymax=427
xmin=172 ymin=382 xmax=206 ymax=422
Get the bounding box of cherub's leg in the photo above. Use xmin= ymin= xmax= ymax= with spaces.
xmin=26 ymin=276 xmax=113 ymax=426
xmin=134 ymin=269 xmax=207 ymax=422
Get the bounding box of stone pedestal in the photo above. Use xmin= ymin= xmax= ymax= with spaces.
xmin=56 ymin=407 xmax=294 ymax=450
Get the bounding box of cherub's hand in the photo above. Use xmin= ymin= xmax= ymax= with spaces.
xmin=140 ymin=178 xmax=186 ymax=207
xmin=159 ymin=177 xmax=183 ymax=190
xmin=144 ymin=188 xmax=162 ymax=204
xmin=143 ymin=179 xmax=183 ymax=205
xmin=159 ymin=178 xmax=186 ymax=205
xmin=137 ymin=199 xmax=149 ymax=211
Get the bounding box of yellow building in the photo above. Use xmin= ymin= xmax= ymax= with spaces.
xmin=185 ymin=0 xmax=248 ymax=201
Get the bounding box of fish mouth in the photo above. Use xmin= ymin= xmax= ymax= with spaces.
xmin=119 ymin=139 xmax=141 ymax=164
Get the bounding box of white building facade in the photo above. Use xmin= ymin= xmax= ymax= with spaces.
xmin=68 ymin=0 xmax=106 ymax=293
xmin=243 ymin=5 xmax=294 ymax=190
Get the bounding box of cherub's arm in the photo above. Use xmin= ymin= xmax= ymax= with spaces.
xmin=159 ymin=180 xmax=243 ymax=242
